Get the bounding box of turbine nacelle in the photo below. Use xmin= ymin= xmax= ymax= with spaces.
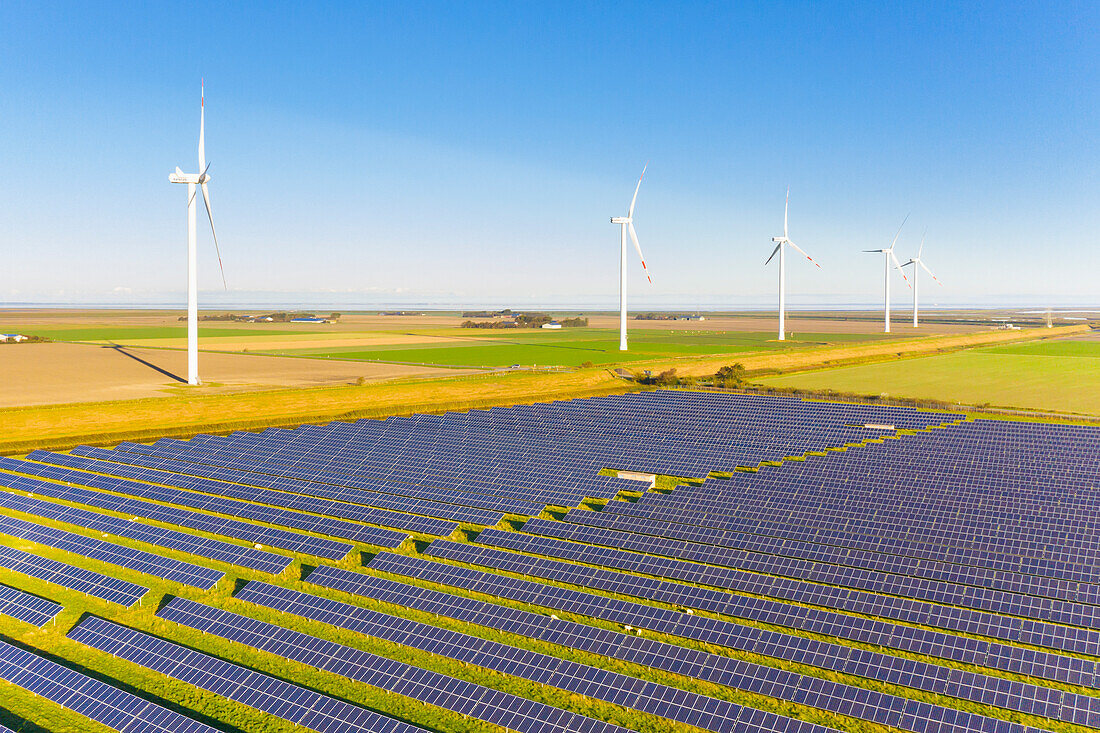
xmin=771 ymin=236 xmax=787 ymax=244
xmin=169 ymin=172 xmax=199 ymax=184
xmin=611 ymin=216 xmax=631 ymax=224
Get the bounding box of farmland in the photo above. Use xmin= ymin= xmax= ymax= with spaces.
xmin=755 ymin=332 xmax=1100 ymax=414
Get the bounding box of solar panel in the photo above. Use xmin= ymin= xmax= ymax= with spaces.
xmin=366 ymin=551 xmax=1099 ymax=691
xmin=0 ymin=638 xmax=218 ymax=733
xmin=0 ymin=544 xmax=147 ymax=607
xmin=0 ymin=510 xmax=221 ymax=590
xmin=0 ymin=479 xmax=289 ymax=575
xmin=0 ymin=457 xmax=353 ymax=560
xmin=67 ymin=616 xmax=429 ymax=733
xmin=24 ymin=452 xmax=411 ymax=548
xmin=0 ymin=583 xmax=61 ymax=626
xmin=158 ymin=595 xmax=630 ymax=733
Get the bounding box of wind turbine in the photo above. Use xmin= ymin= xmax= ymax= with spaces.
xmin=900 ymin=230 xmax=942 ymax=327
xmin=765 ymin=188 xmax=820 ymax=341
xmin=610 ymin=163 xmax=651 ymax=351
xmin=863 ymin=214 xmax=909 ymax=333
xmin=168 ymin=80 xmax=226 ymax=385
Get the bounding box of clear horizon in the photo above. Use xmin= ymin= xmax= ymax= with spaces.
xmin=3 ymin=3 xmax=1098 ymax=305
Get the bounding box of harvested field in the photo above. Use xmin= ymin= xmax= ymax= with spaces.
xmin=0 ymin=342 xmax=467 ymax=408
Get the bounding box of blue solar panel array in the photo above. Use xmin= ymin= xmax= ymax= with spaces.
xmin=0 ymin=584 xmax=61 ymax=627
xmin=2 ymin=391 xmax=1091 ymax=733
xmin=21 ymin=451 xmax=413 ymax=547
xmin=0 ymin=457 xmax=351 ymax=560
xmin=0 ymin=638 xmax=218 ymax=733
xmin=89 ymin=391 xmax=959 ymax=512
xmin=0 ymin=475 xmax=289 ymax=575
xmin=158 ymin=595 xmax=630 ymax=733
xmin=68 ymin=616 xmax=431 ymax=733
xmin=0 ymin=508 xmax=221 ymax=589
xmin=0 ymin=544 xmax=147 ymax=607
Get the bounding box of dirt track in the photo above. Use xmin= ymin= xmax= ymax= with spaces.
xmin=0 ymin=342 xmax=464 ymax=408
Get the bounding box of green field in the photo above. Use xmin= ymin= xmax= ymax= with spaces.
xmin=982 ymin=339 xmax=1100 ymax=357
xmin=272 ymin=329 xmax=894 ymax=367
xmin=756 ymin=339 xmax=1100 ymax=414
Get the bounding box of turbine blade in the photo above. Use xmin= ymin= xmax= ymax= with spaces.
xmin=628 ymin=161 xmax=647 ymax=218
xmin=783 ymin=186 xmax=789 ymax=239
xmin=921 ymin=260 xmax=942 ymax=284
xmin=889 ymin=212 xmax=909 ymax=250
xmin=765 ymin=242 xmax=781 ymax=265
xmin=627 ymin=221 xmax=651 ymax=283
xmin=891 ymin=250 xmax=910 ymax=288
xmin=787 ymin=240 xmax=821 ymax=268
xmin=918 ymin=228 xmax=927 ymax=258
xmin=200 ymin=181 xmax=227 ymax=290
xmin=198 ymin=79 xmax=206 ymax=174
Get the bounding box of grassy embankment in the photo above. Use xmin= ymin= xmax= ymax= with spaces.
xmin=753 ymin=328 xmax=1099 ymax=415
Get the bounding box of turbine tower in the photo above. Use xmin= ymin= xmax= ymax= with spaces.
xmin=863 ymin=215 xmax=909 ymax=333
xmin=610 ymin=164 xmax=651 ymax=351
xmin=900 ymin=230 xmax=942 ymax=327
xmin=169 ymin=80 xmax=226 ymax=385
xmin=765 ymin=188 xmax=820 ymax=341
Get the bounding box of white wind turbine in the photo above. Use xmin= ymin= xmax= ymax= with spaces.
xmin=901 ymin=230 xmax=942 ymax=327
xmin=765 ymin=188 xmax=820 ymax=341
xmin=610 ymin=164 xmax=651 ymax=351
xmin=168 ymin=80 xmax=226 ymax=385
xmin=863 ymin=214 xmax=909 ymax=333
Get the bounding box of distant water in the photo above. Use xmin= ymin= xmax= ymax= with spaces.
xmin=2 ymin=291 xmax=1097 ymax=314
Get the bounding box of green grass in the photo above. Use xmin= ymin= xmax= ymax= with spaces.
xmin=982 ymin=339 xmax=1100 ymax=357
xmin=755 ymin=345 xmax=1100 ymax=414
xmin=268 ymin=329 xmax=895 ymax=367
xmin=10 ymin=326 xmax=302 ymax=341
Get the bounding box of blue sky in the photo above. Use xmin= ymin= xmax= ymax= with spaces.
xmin=2 ymin=1 xmax=1097 ymax=308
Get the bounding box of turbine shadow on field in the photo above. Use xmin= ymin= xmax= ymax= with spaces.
xmin=104 ymin=343 xmax=187 ymax=383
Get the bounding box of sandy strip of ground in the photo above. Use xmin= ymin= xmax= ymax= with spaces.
xmin=0 ymin=342 xmax=466 ymax=408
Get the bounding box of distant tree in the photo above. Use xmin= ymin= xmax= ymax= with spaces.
xmin=653 ymin=368 xmax=680 ymax=386
xmin=714 ymin=363 xmax=746 ymax=388
xmin=329 ymin=312 xmax=342 ymax=320
xmin=579 ymin=361 xmax=595 ymax=369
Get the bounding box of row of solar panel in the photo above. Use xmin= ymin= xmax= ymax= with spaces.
xmin=78 ymin=442 xmax=527 ymax=520
xmin=0 ymin=457 xmax=353 ymax=560
xmin=299 ymin=565 xmax=1100 ymax=727
xmin=17 ymin=451 xmax=413 ymax=548
xmin=0 ymin=583 xmax=61 ymax=626
xmin=66 ymin=616 xmax=428 ymax=733
xmin=0 ymin=510 xmax=220 ymax=589
xmin=122 ymin=437 xmax=620 ymax=507
xmin=538 ymin=512 xmax=1097 ymax=618
xmin=380 ymin=547 xmax=1099 ymax=688
xmin=158 ymin=595 xmax=631 ymax=733
xmin=494 ymin=522 xmax=1100 ymax=634
xmin=604 ymin=487 xmax=1100 ymax=583
xmin=561 ymin=507 xmax=1092 ymax=610
xmin=0 ymin=543 xmax=147 ymax=606
xmin=656 ymin=465 xmax=1100 ymax=543
xmin=439 ymin=536 xmax=1100 ymax=658
xmin=0 ymin=476 xmax=290 ymax=575
xmin=0 ymin=638 xmax=219 ymax=733
xmin=62 ymin=447 xmax=472 ymax=532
